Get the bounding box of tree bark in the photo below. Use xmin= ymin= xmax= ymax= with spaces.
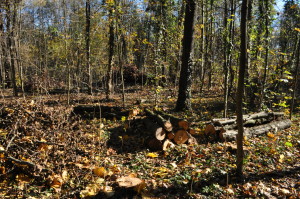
xmin=86 ymin=0 xmax=92 ymax=95
xmin=220 ymin=119 xmax=292 ymax=141
xmin=106 ymin=6 xmax=115 ymax=99
xmin=6 ymin=1 xmax=18 ymax=96
xmin=290 ymin=33 xmax=300 ymax=119
xmin=176 ymin=0 xmax=196 ymax=111
xmin=236 ymin=0 xmax=249 ymax=179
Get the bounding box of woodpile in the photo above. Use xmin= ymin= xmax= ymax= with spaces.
xmin=73 ymin=106 xmax=292 ymax=150
xmin=143 ymin=109 xmax=198 ymax=151
xmin=204 ymin=111 xmax=291 ymax=141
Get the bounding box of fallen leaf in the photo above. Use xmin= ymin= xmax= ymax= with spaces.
xmin=101 ymin=185 xmax=115 ymax=197
xmin=225 ymin=188 xmax=234 ymax=194
xmin=80 ymin=184 xmax=99 ymax=198
xmin=267 ymin=132 xmax=275 ymax=138
xmin=146 ymin=152 xmax=159 ymax=158
xmin=50 ymin=175 xmax=63 ymax=188
xmin=279 ymin=154 xmax=284 ymax=163
xmin=62 ymin=170 xmax=69 ymax=182
xmin=93 ymin=167 xmax=107 ymax=178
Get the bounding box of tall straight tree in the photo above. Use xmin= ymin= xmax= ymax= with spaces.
xmin=6 ymin=0 xmax=18 ymax=96
xmin=86 ymin=0 xmax=92 ymax=95
xmin=176 ymin=0 xmax=196 ymax=111
xmin=236 ymin=0 xmax=249 ymax=178
xmin=106 ymin=2 xmax=115 ymax=99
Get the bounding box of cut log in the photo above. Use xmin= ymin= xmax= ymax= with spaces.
xmin=188 ymin=128 xmax=196 ymax=135
xmin=167 ymin=132 xmax=175 ymax=140
xmin=145 ymin=109 xmax=172 ymax=132
xmin=187 ymin=132 xmax=198 ymax=145
xmin=162 ymin=139 xmax=175 ymax=151
xmin=154 ymin=110 xmax=189 ymax=130
xmin=173 ymin=130 xmax=189 ymax=144
xmin=220 ymin=119 xmax=292 ymax=141
xmin=143 ymin=118 xmax=166 ymax=140
xmin=204 ymin=124 xmax=216 ymax=135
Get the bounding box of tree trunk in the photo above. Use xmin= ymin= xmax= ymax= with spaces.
xmin=236 ymin=0 xmax=249 ymax=179
xmin=7 ymin=1 xmax=18 ymax=96
xmin=106 ymin=7 xmax=115 ymax=100
xmin=223 ymin=0 xmax=229 ymax=118
xmin=86 ymin=0 xmax=92 ymax=95
xmin=176 ymin=0 xmax=196 ymax=111
xmin=290 ymin=33 xmax=300 ymax=119
xmin=258 ymin=0 xmax=270 ymax=110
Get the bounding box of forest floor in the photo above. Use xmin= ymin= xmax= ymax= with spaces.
xmin=0 ymin=86 xmax=299 ymax=198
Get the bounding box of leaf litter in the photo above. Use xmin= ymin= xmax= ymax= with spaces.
xmin=0 ymin=92 xmax=299 ymax=198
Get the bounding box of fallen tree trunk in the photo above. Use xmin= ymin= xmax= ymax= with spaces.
xmin=208 ymin=111 xmax=285 ymax=131
xmin=220 ymin=119 xmax=292 ymax=141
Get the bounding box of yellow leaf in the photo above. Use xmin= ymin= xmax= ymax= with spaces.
xmin=295 ymin=28 xmax=300 ymax=32
xmin=62 ymin=170 xmax=69 ymax=182
xmin=146 ymin=152 xmax=159 ymax=158
xmin=93 ymin=167 xmax=107 ymax=177
xmin=267 ymin=132 xmax=275 ymax=138
xmin=279 ymin=154 xmax=284 ymax=163
xmin=80 ymin=185 xmax=98 ymax=198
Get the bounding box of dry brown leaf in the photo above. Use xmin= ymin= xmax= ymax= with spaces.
xmin=50 ymin=175 xmax=63 ymax=188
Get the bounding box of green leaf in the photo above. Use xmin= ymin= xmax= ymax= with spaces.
xmin=285 ymin=142 xmax=293 ymax=147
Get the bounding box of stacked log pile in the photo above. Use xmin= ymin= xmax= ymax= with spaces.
xmin=72 ymin=106 xmax=292 ymax=150
xmin=204 ymin=111 xmax=292 ymax=141
xmin=143 ymin=109 xmax=198 ymax=151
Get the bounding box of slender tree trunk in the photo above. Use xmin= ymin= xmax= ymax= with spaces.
xmin=106 ymin=7 xmax=115 ymax=99
xmin=0 ymin=8 xmax=4 ymax=87
xmin=236 ymin=0 xmax=249 ymax=178
xmin=223 ymin=0 xmax=229 ymax=117
xmin=290 ymin=33 xmax=300 ymax=119
xmin=259 ymin=0 xmax=269 ymax=110
xmin=207 ymin=0 xmax=214 ymax=90
xmin=176 ymin=0 xmax=196 ymax=111
xmin=86 ymin=0 xmax=92 ymax=95
xmin=199 ymin=0 xmax=205 ymax=93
